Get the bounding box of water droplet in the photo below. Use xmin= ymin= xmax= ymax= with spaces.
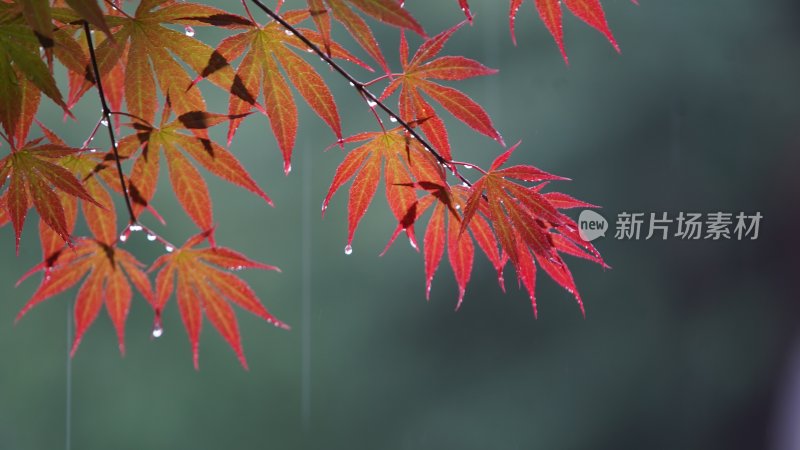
xmin=184 ymin=26 xmax=195 ymax=37
xmin=367 ymin=100 xmax=377 ymax=108
xmin=344 ymin=244 xmax=353 ymax=255
xmin=119 ymin=233 xmax=128 ymax=242
xmin=349 ymin=82 xmax=355 ymax=87
xmin=152 ymin=324 xmax=163 ymax=338
xmin=463 ymin=164 xmax=473 ymax=170
xmin=100 ymin=119 xmax=108 ymax=127
xmin=165 ymin=245 xmax=174 ymax=253
xmin=89 ymin=149 xmax=97 ymax=153
xmin=389 ymin=116 xmax=398 ymax=123
xmin=284 ymin=29 xmax=294 ymax=36
xmin=129 ymin=224 xmax=143 ymax=232
xmin=147 ymin=233 xmax=157 ymax=242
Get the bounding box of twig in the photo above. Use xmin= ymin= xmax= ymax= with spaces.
xmin=83 ymin=21 xmax=137 ymax=224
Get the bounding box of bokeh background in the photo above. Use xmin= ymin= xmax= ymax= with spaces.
xmin=1 ymin=0 xmax=799 ymax=449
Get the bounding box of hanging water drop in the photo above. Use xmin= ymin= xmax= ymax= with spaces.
xmin=284 ymin=29 xmax=294 ymax=36
xmin=129 ymin=224 xmax=143 ymax=232
xmin=389 ymin=115 xmax=398 ymax=123
xmin=165 ymin=245 xmax=174 ymax=253
xmin=119 ymin=233 xmax=128 ymax=242
xmin=152 ymin=324 xmax=163 ymax=338
xmin=463 ymin=164 xmax=473 ymax=170
xmin=184 ymin=26 xmax=195 ymax=37
xmin=147 ymin=233 xmax=157 ymax=242
xmin=344 ymin=244 xmax=353 ymax=255
xmin=100 ymin=118 xmax=108 ymax=127
xmin=367 ymin=99 xmax=377 ymax=108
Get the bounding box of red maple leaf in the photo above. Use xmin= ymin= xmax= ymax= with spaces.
xmin=458 ymin=0 xmax=633 ymax=63
xmin=150 ymin=231 xmax=288 ymax=369
xmin=381 ymin=21 xmax=503 ymax=161
xmin=458 ymin=142 xmax=607 ymax=315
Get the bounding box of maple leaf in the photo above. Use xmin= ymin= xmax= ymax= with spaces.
xmin=458 ymin=0 xmax=628 ymax=62
xmin=322 ymin=127 xmax=446 ymax=252
xmin=51 ymin=0 xmax=251 ymax=126
xmin=116 ymin=108 xmax=272 ymax=231
xmin=0 ymin=138 xmax=101 ymax=254
xmin=0 ymin=3 xmax=71 ymax=141
xmin=12 ymin=127 xmax=155 ymax=357
xmin=17 ymin=239 xmax=155 ymax=356
xmin=455 ymin=142 xmax=606 ymax=316
xmin=203 ymin=9 xmax=371 ymax=174
xmin=512 ymin=0 xmax=620 ymax=62
xmin=381 ymin=22 xmax=504 ymax=161
xmin=150 ymin=231 xmax=288 ymax=369
xmin=306 ymin=0 xmax=425 ymax=73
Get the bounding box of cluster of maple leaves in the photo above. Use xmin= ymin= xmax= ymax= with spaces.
xmin=0 ymin=0 xmax=623 ymax=368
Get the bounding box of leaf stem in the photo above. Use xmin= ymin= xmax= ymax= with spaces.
xmin=83 ymin=21 xmax=137 ymax=224
xmin=80 ymin=118 xmax=104 ymax=150
xmin=0 ymin=130 xmax=13 ymax=151
xmin=362 ymin=74 xmax=396 ymax=87
xmin=450 ymin=160 xmax=487 ymax=175
xmin=246 ymin=0 xmax=474 ymax=188
xmin=108 ymin=111 xmax=155 ymax=129
xmin=103 ymin=0 xmax=133 ymax=20
xmin=240 ymin=0 xmax=258 ymax=26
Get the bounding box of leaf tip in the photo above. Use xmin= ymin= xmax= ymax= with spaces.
xmin=70 ymin=335 xmax=82 ymax=358
xmin=271 ymin=318 xmax=291 ymax=331
xmin=192 ymin=348 xmax=200 ymax=371
xmin=454 ymin=288 xmax=466 ymax=311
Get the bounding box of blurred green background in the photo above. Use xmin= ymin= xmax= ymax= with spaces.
xmin=1 ymin=0 xmax=799 ymax=449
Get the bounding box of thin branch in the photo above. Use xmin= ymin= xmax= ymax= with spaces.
xmin=83 ymin=21 xmax=137 ymax=224
xmin=247 ymin=0 xmax=474 ymax=188
xmin=118 ymin=223 xmax=177 ymax=252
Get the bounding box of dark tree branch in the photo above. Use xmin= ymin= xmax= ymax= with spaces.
xmin=83 ymin=21 xmax=137 ymax=224
xmin=247 ymin=0 xmax=474 ymax=188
